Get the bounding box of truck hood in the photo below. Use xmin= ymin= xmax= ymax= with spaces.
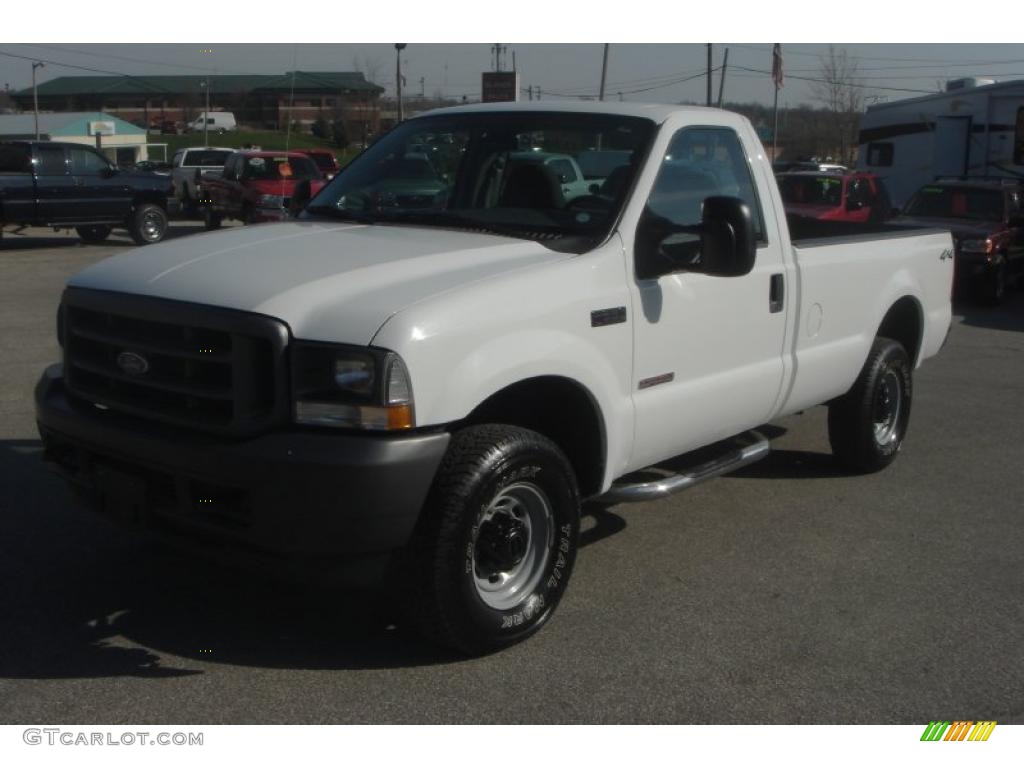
xmin=68 ymin=221 xmax=564 ymax=344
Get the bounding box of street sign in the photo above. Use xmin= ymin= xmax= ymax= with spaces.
xmin=482 ymin=72 xmax=520 ymax=103
xmin=88 ymin=121 xmax=116 ymax=136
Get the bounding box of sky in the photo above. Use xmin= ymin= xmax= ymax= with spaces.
xmin=3 ymin=0 xmax=1023 ymax=111
xmin=4 ymin=42 xmax=1024 ymax=110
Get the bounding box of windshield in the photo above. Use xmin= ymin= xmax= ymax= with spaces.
xmin=302 ymin=111 xmax=655 ymax=250
xmin=778 ymin=174 xmax=843 ymax=206
xmin=905 ymin=186 xmax=1004 ymax=221
xmin=183 ymin=150 xmax=232 ymax=167
xmin=242 ymin=155 xmax=319 ymax=181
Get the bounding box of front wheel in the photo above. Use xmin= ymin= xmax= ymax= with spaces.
xmin=398 ymin=425 xmax=580 ymax=655
xmin=828 ymin=337 xmax=912 ymax=473
xmin=128 ymin=203 xmax=168 ymax=244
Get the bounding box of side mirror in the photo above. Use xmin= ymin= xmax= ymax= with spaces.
xmin=101 ymin=166 xmax=117 ymax=178
xmin=589 ymin=183 xmax=601 ymax=194
xmin=636 ymin=196 xmax=756 ymax=280
xmin=700 ymin=196 xmax=757 ymax=277
xmin=846 ymin=199 xmax=865 ymax=211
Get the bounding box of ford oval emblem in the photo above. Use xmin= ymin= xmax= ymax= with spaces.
xmin=116 ymin=351 xmax=150 ymax=376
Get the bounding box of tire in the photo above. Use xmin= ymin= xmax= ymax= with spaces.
xmin=397 ymin=424 xmax=580 ymax=655
xmin=828 ymin=337 xmax=912 ymax=474
xmin=203 ymin=206 xmax=222 ymax=231
xmin=128 ymin=203 xmax=168 ymax=245
xmin=75 ymin=225 xmax=112 ymax=243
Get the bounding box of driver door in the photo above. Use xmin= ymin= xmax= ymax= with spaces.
xmin=628 ymin=124 xmax=788 ymax=470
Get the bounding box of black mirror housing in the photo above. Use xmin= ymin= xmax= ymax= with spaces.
xmin=699 ymin=196 xmax=756 ymax=277
xmin=636 ymin=195 xmax=756 ymax=280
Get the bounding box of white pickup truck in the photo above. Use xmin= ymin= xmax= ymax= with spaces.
xmin=36 ymin=103 xmax=953 ymax=654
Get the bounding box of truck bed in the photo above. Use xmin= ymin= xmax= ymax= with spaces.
xmin=786 ymin=215 xmax=942 ymax=245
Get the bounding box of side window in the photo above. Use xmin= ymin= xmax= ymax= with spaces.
xmin=222 ymin=155 xmax=238 ymax=181
xmin=69 ymin=146 xmax=110 ymax=175
xmin=0 ymin=145 xmax=32 ymax=174
xmin=35 ymin=146 xmax=67 ymax=175
xmin=848 ymin=178 xmax=873 ymax=205
xmin=867 ymin=142 xmax=894 ymax=167
xmin=548 ymin=158 xmax=578 ymax=183
xmin=647 ymin=126 xmax=765 ymax=241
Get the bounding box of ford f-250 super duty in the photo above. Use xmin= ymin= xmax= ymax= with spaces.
xmin=35 ymin=103 xmax=953 ymax=654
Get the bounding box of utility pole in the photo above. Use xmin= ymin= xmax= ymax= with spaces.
xmin=395 ymin=43 xmax=407 ymax=123
xmin=527 ymin=85 xmax=533 ymax=101
xmin=31 ymin=61 xmax=44 ymax=140
xmin=599 ymin=44 xmax=609 ymax=102
xmin=419 ymin=77 xmax=425 ymax=98
xmin=706 ymin=44 xmax=713 ymax=106
xmin=716 ymin=48 xmax=729 ymax=108
xmin=201 ymin=78 xmax=210 ymax=146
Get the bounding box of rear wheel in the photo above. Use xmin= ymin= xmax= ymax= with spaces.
xmin=828 ymin=337 xmax=912 ymax=473
xmin=76 ymin=225 xmax=112 ymax=244
xmin=128 ymin=203 xmax=168 ymax=245
xmin=398 ymin=425 xmax=580 ymax=655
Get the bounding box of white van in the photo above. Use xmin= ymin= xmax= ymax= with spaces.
xmin=187 ymin=112 xmax=237 ymax=134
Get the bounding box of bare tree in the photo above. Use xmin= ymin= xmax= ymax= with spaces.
xmin=352 ymin=55 xmax=384 ymax=88
xmin=811 ymin=45 xmax=865 ymax=163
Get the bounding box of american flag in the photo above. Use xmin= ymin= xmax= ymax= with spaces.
xmin=772 ymin=44 xmax=783 ymax=89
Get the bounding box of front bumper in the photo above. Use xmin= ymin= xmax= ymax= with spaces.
xmin=35 ymin=364 xmax=449 ymax=579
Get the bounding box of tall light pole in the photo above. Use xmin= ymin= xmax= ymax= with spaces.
xmin=599 ymin=44 xmax=609 ymax=102
xmin=32 ymin=62 xmax=44 ymax=140
xmin=394 ymin=44 xmax=407 ymax=123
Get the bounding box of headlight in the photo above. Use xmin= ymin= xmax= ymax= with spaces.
xmin=258 ymin=194 xmax=285 ymax=209
xmin=292 ymin=343 xmax=414 ymax=430
xmin=959 ymin=238 xmax=993 ymax=254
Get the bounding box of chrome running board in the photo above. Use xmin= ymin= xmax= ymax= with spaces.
xmin=600 ymin=432 xmax=770 ymax=504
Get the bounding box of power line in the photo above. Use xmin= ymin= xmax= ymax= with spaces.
xmin=0 ymin=48 xmax=134 ymax=78
xmin=8 ymin=43 xmax=243 ymax=74
xmin=730 ymin=65 xmax=936 ymax=94
xmin=728 ymin=43 xmax=1024 ymax=65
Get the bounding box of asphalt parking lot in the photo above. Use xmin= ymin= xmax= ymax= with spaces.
xmin=0 ymin=226 xmax=1022 ymax=724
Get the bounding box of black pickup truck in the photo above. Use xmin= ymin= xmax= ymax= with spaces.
xmin=0 ymin=141 xmax=175 ymax=245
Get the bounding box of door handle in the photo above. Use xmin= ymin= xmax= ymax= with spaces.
xmin=769 ymin=273 xmax=784 ymax=313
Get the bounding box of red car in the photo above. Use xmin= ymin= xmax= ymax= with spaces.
xmin=776 ymin=171 xmax=893 ymax=223
xmin=296 ymin=148 xmax=341 ymax=180
xmin=202 ymin=150 xmax=326 ymax=226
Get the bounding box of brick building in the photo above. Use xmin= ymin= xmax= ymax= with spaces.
xmin=11 ymin=71 xmax=384 ymax=136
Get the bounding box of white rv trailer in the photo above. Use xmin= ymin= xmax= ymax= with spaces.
xmin=857 ymin=78 xmax=1024 ymax=207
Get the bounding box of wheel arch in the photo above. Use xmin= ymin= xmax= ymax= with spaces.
xmin=875 ymin=294 xmax=924 ymax=367
xmin=458 ymin=375 xmax=607 ymax=499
